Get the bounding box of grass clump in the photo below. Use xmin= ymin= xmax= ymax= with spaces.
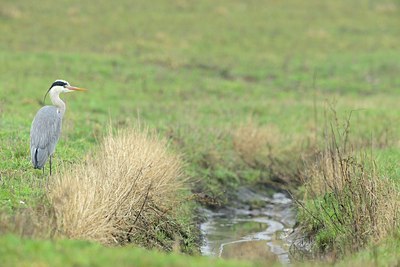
xmin=232 ymin=119 xmax=281 ymax=169
xmin=297 ymin=114 xmax=400 ymax=258
xmin=47 ymin=126 xmax=190 ymax=251
xmin=232 ymin=119 xmax=308 ymax=188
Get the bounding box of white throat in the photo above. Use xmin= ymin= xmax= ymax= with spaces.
xmin=49 ymin=88 xmax=66 ymax=117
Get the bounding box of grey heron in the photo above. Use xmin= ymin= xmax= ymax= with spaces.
xmin=30 ymin=80 xmax=86 ymax=175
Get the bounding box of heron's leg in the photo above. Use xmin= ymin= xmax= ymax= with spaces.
xmin=49 ymin=155 xmax=52 ymax=176
xmin=41 ymin=166 xmax=45 ymax=189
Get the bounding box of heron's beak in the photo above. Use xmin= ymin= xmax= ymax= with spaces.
xmin=66 ymin=85 xmax=87 ymax=91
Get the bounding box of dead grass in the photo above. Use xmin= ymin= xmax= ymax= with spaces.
xmin=47 ymin=126 xmax=186 ymax=248
xmin=232 ymin=119 xmax=312 ymax=187
xmin=232 ymin=119 xmax=281 ymax=168
xmin=297 ymin=114 xmax=400 ymax=256
xmin=0 ymin=5 xmax=23 ymax=19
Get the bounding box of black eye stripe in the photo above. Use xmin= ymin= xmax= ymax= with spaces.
xmin=51 ymin=81 xmax=67 ymax=88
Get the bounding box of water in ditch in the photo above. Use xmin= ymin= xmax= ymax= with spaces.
xmin=200 ymin=188 xmax=296 ymax=264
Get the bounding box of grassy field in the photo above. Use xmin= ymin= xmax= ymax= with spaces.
xmin=1 ymin=0 xmax=400 ymax=266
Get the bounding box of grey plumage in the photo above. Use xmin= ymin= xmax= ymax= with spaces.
xmin=30 ymin=79 xmax=86 ymax=175
xmin=30 ymin=106 xmax=62 ymax=169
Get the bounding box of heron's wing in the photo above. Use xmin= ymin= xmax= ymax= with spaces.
xmin=30 ymin=106 xmax=62 ymax=152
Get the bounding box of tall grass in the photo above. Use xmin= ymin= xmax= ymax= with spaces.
xmin=47 ymin=126 xmax=186 ymax=249
xmin=297 ymin=113 xmax=400 ymax=257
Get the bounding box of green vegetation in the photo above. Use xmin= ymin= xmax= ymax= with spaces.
xmin=1 ymin=0 xmax=400 ymax=266
xmin=0 ymin=234 xmax=261 ymax=267
xmin=337 ymin=236 xmax=400 ymax=267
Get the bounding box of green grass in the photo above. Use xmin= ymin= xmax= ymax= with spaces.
xmin=1 ymin=0 xmax=400 ymax=265
xmin=0 ymin=234 xmax=261 ymax=267
xmin=337 ymin=236 xmax=400 ymax=267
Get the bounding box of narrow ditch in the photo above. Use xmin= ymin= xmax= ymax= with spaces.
xmin=200 ymin=187 xmax=296 ymax=264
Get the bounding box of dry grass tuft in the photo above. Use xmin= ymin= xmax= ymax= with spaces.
xmin=0 ymin=5 xmax=23 ymax=19
xmin=298 ymin=115 xmax=400 ymax=256
xmin=303 ymin=145 xmax=400 ymax=242
xmin=232 ymin=119 xmax=281 ymax=168
xmin=232 ymin=119 xmax=310 ymax=186
xmin=47 ymin=126 xmax=185 ymax=248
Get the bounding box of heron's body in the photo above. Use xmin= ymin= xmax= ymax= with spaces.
xmin=30 ymin=106 xmax=63 ymax=169
xmin=30 ymin=80 xmax=86 ymax=174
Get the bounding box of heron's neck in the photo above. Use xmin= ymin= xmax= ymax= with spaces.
xmin=50 ymin=92 xmax=66 ymax=117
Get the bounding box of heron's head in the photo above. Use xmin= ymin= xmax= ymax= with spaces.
xmin=43 ymin=80 xmax=86 ymax=104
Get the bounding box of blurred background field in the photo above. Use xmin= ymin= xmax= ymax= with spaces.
xmin=0 ymin=0 xmax=399 ymax=266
